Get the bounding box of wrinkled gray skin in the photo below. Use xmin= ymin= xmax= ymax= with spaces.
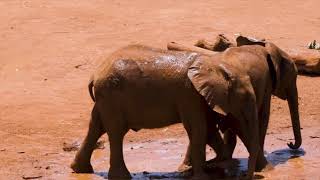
xmin=181 ymin=41 xmax=302 ymax=175
xmin=71 ymin=45 xmax=229 ymax=179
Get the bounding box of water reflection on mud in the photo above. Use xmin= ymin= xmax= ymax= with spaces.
xmin=267 ymin=148 xmax=306 ymax=166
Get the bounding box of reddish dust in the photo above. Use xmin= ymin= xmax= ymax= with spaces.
xmin=0 ymin=0 xmax=319 ymax=179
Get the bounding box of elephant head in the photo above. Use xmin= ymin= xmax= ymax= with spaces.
xmin=188 ymin=55 xmax=260 ymax=179
xmin=265 ymin=42 xmax=302 ymax=149
xmin=236 ymin=35 xmax=302 ymax=149
xmin=189 ymin=38 xmax=302 ymax=150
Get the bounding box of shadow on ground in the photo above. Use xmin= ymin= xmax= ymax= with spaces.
xmin=93 ymin=148 xmax=305 ymax=179
xmin=267 ymin=148 xmax=306 ymax=166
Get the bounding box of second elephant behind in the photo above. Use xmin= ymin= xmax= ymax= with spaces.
xmin=178 ymin=40 xmax=302 ymax=172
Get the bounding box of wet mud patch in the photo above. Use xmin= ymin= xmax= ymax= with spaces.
xmin=66 ymin=133 xmax=318 ymax=179
xmin=267 ymin=148 xmax=306 ymax=166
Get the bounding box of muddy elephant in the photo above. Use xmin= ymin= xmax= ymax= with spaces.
xmin=71 ymin=45 xmax=272 ymax=178
xmin=71 ymin=45 xmax=233 ymax=179
xmin=179 ymin=40 xmax=302 ymax=174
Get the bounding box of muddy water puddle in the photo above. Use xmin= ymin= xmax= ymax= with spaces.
xmin=57 ymin=134 xmax=320 ymax=180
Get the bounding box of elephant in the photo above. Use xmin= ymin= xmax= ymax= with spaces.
xmin=71 ymin=45 xmax=231 ymax=179
xmin=178 ymin=39 xmax=302 ymax=174
xmin=70 ymin=41 xmax=301 ymax=179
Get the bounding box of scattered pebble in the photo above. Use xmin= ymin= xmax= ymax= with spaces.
xmin=310 ymin=136 xmax=320 ymax=139
xmin=160 ymin=140 xmax=178 ymax=145
xmin=74 ymin=63 xmax=87 ymax=69
xmin=22 ymin=175 xmax=42 ymax=179
xmin=63 ymin=140 xmax=105 ymax=152
xmin=44 ymin=152 xmax=58 ymax=156
xmin=276 ymin=138 xmax=286 ymax=142
xmin=34 ymin=166 xmax=42 ymax=169
xmin=62 ymin=142 xmax=80 ymax=152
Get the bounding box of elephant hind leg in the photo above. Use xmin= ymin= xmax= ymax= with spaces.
xmin=71 ymin=104 xmax=105 ymax=173
xmin=98 ymin=107 xmax=131 ymax=179
xmin=206 ymin=116 xmax=226 ymax=161
xmin=178 ymin=116 xmax=222 ymax=172
xmin=107 ymin=131 xmax=131 ymax=179
xmin=178 ymin=107 xmax=226 ymax=173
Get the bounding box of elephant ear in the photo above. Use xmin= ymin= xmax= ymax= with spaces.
xmin=265 ymin=43 xmax=281 ymax=93
xmin=265 ymin=42 xmax=297 ymax=99
xmin=187 ymin=56 xmax=233 ymax=115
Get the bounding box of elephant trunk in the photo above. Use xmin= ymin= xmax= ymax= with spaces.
xmin=287 ymin=84 xmax=302 ymax=149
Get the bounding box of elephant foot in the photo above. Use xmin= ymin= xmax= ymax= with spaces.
xmin=206 ymin=156 xmax=224 ymax=164
xmin=205 ymin=156 xmax=233 ymax=170
xmin=177 ymin=163 xmax=192 ymax=172
xmin=239 ymin=172 xmax=253 ymax=180
xmin=108 ymin=167 xmax=131 ymax=179
xmin=255 ymin=156 xmax=269 ymax=172
xmin=70 ymin=160 xmax=94 ymax=173
xmin=191 ymin=173 xmax=210 ymax=180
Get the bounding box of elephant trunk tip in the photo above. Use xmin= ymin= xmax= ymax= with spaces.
xmin=287 ymin=140 xmax=302 ymax=149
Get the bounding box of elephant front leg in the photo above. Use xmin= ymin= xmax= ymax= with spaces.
xmin=238 ymin=101 xmax=261 ymax=179
xmin=255 ymin=95 xmax=272 ymax=171
xmin=182 ymin=116 xmax=208 ymax=179
xmin=71 ymin=105 xmax=105 ymax=173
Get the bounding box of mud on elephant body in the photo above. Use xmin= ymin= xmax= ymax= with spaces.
xmin=72 ymin=45 xmax=232 ymax=179
xmin=176 ymin=39 xmax=302 ymax=174
xmin=72 ymin=42 xmax=301 ymax=179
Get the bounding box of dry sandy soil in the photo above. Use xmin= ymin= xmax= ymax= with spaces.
xmin=1 ymin=0 xmax=320 ymax=179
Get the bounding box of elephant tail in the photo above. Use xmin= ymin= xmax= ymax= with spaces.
xmin=88 ymin=75 xmax=95 ymax=102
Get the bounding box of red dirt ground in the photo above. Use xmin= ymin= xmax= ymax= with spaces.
xmin=0 ymin=0 xmax=319 ymax=179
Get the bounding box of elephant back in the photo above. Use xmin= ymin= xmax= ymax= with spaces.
xmin=93 ymin=44 xmax=199 ymax=91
